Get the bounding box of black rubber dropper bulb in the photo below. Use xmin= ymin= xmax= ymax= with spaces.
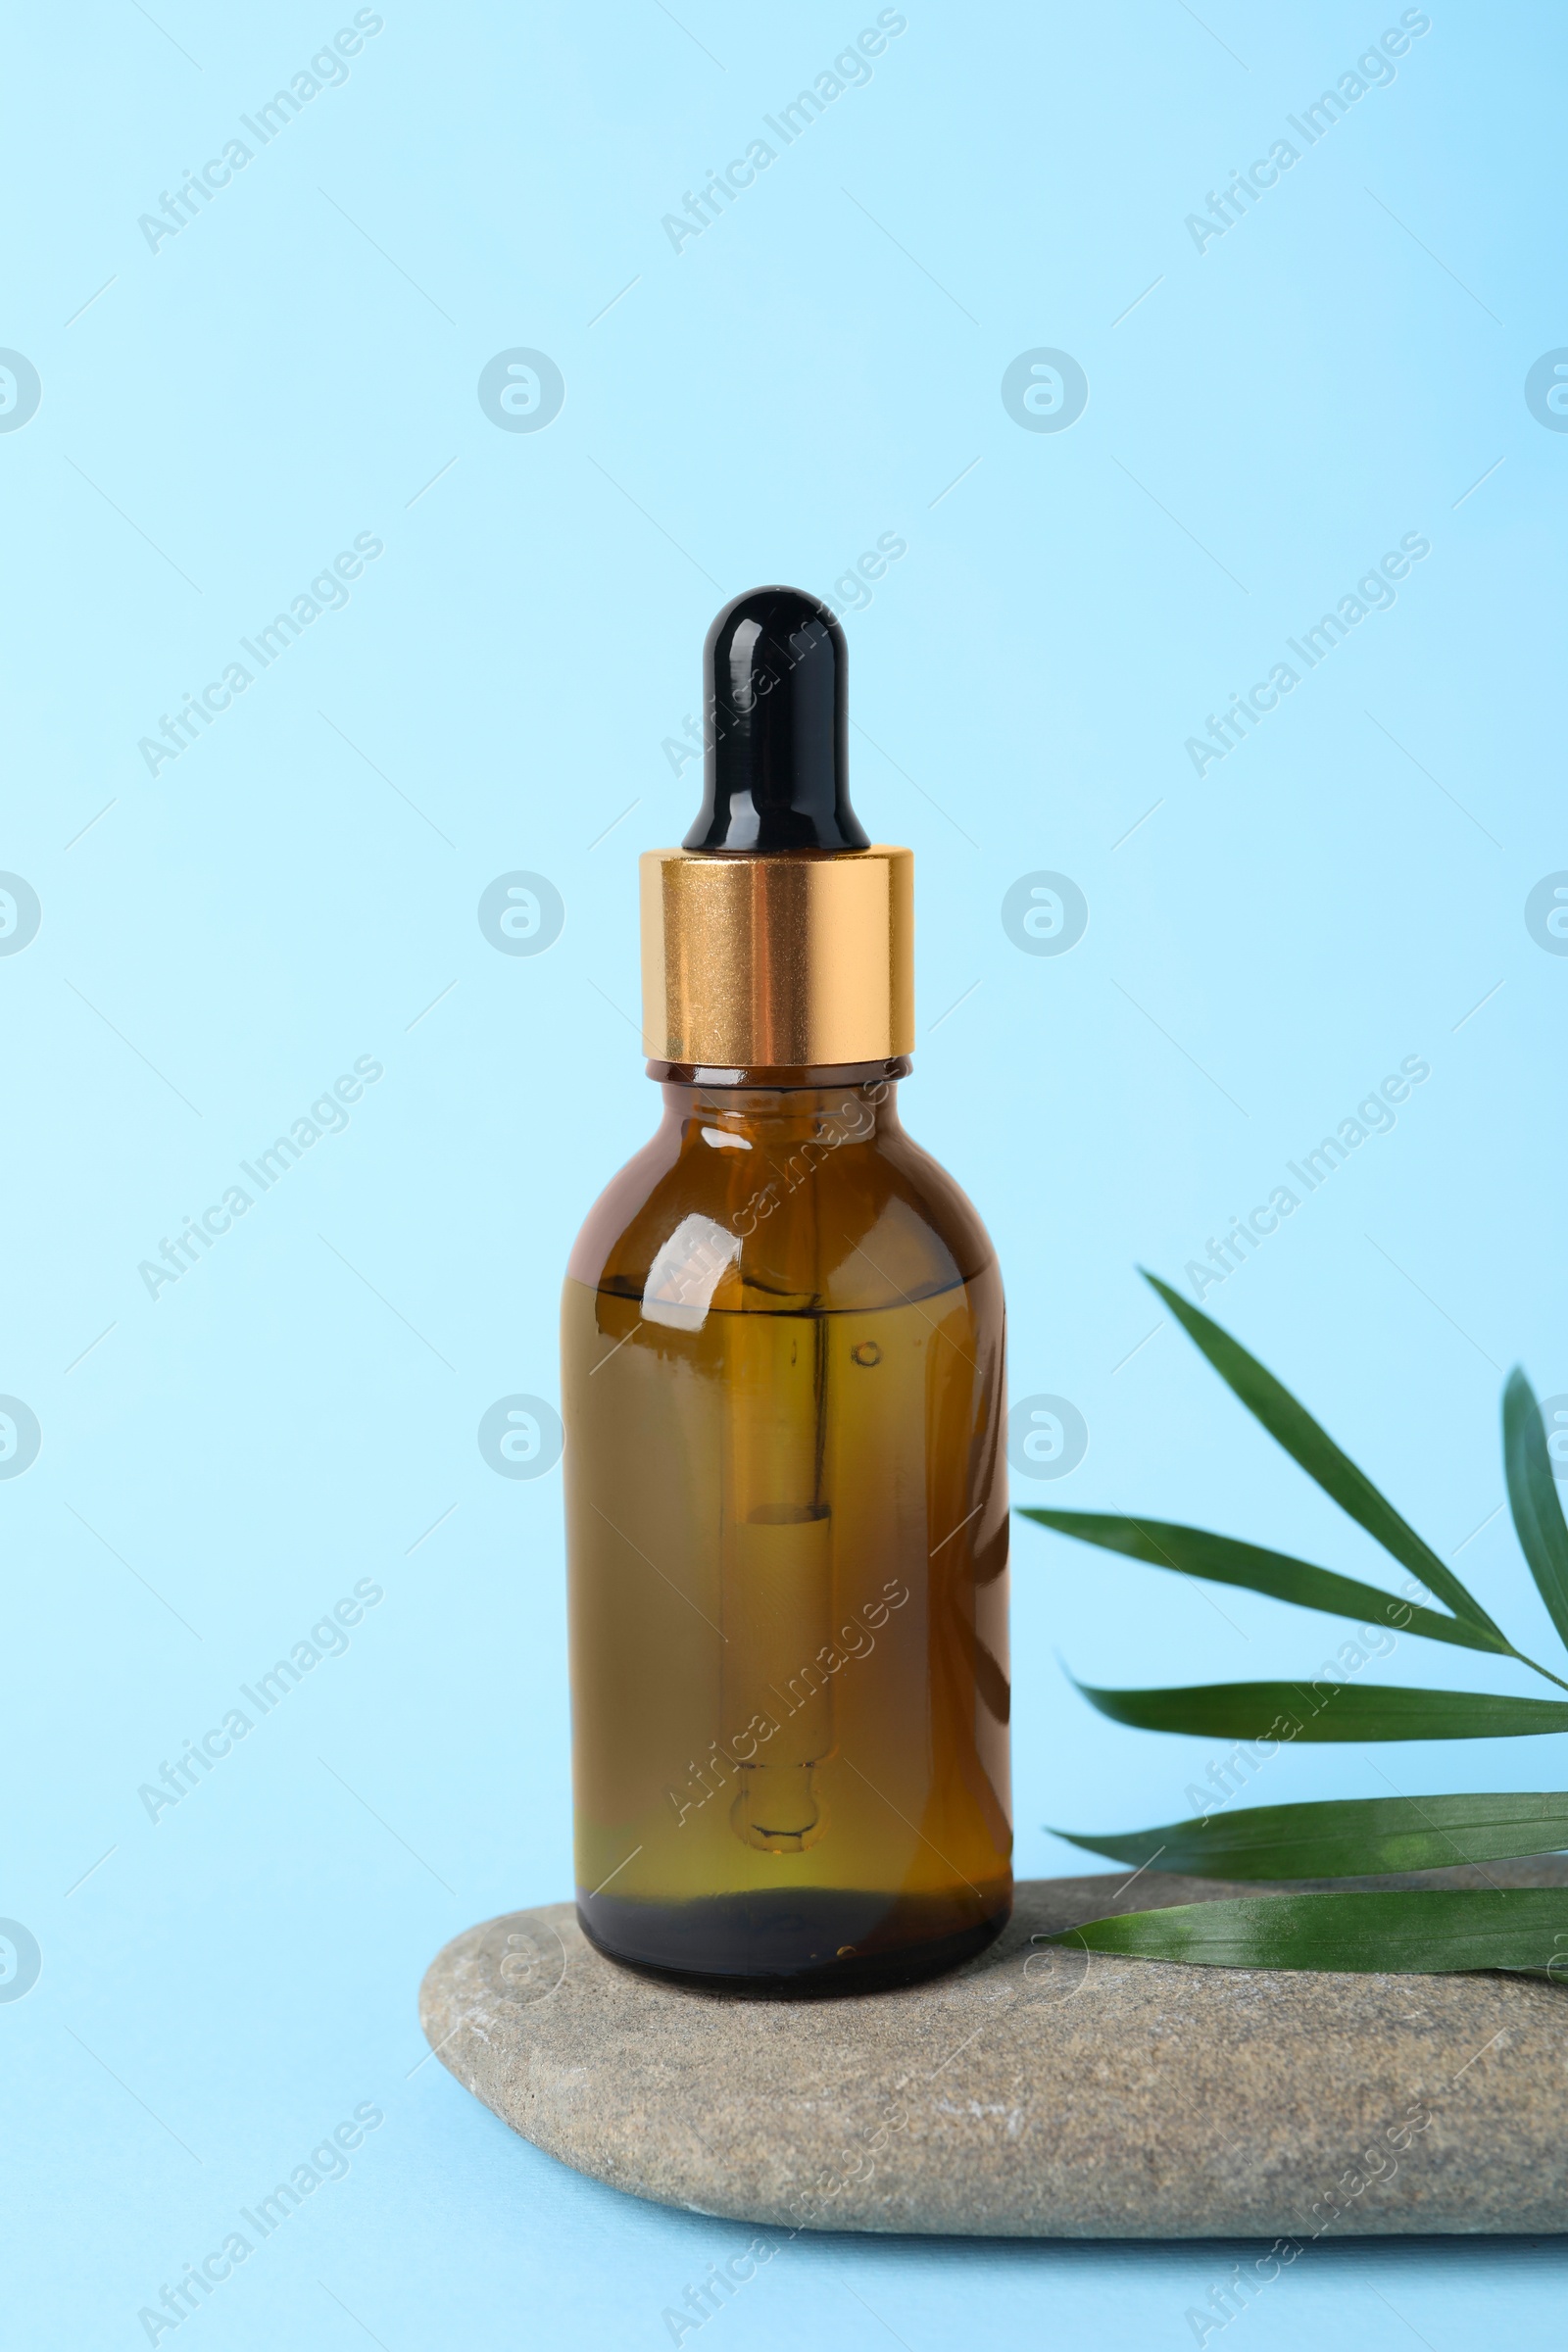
xmin=682 ymin=586 xmax=870 ymax=854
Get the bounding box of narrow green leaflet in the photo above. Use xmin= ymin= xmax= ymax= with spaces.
xmin=1038 ymin=1887 xmax=1568 ymax=1976
xmin=1051 ymin=1791 xmax=1568 ymax=1879
xmin=1076 ymin=1675 xmax=1568 ymax=1740
xmin=1019 ymin=1509 xmax=1506 ymax=1655
xmin=1504 ymin=1368 xmax=1568 ymax=1657
xmin=1143 ymin=1272 xmax=1501 ymax=1638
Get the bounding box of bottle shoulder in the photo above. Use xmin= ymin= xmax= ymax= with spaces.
xmin=567 ymin=1099 xmax=997 ymax=1314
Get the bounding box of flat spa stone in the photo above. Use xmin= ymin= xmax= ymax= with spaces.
xmin=418 ymin=1860 xmax=1568 ymax=2238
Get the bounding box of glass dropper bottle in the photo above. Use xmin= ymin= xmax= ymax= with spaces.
xmin=562 ymin=586 xmax=1010 ymax=1993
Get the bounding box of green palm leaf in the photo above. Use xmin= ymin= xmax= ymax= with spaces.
xmin=1051 ymin=1791 xmax=1568 ymax=1879
xmin=1037 ymin=1886 xmax=1568 ymax=1976
xmin=1143 ymin=1272 xmax=1502 ymax=1638
xmin=1032 ymin=1288 xmax=1568 ymax=1980
xmin=1076 ymin=1675 xmax=1568 ymax=1741
xmin=1019 ymin=1509 xmax=1507 ymax=1655
xmin=1504 ymin=1368 xmax=1568 ymax=1657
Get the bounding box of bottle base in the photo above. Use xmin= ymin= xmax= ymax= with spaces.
xmin=576 ymin=1886 xmax=1011 ymax=1997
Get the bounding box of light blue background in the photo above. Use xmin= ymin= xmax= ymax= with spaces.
xmin=5 ymin=2 xmax=1566 ymax=2344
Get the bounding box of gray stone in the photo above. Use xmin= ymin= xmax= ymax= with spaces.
xmin=418 ymin=1860 xmax=1568 ymax=2237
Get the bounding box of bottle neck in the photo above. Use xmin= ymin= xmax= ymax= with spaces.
xmin=646 ymin=1054 xmax=909 ymax=1091
xmin=654 ymin=1062 xmax=908 ymax=1145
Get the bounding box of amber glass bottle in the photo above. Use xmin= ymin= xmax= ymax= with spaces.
xmin=562 ymin=589 xmax=1009 ymax=1992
